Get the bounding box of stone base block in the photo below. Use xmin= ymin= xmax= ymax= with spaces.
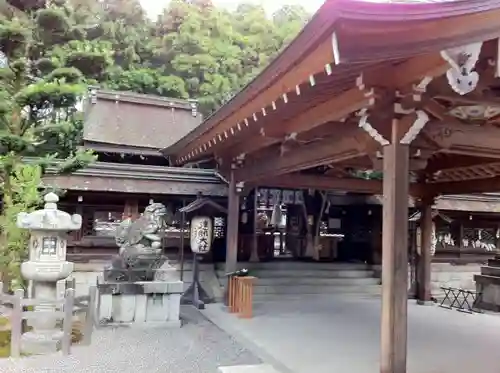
xmin=20 ymin=330 xmax=63 ymax=355
xmin=475 ymin=275 xmax=500 ymax=312
xmin=98 ymin=280 xmax=183 ymax=326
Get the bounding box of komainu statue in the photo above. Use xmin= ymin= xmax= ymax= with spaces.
xmin=104 ymin=203 xmax=173 ymax=282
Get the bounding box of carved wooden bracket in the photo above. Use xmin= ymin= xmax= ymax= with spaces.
xmin=441 ymin=42 xmax=483 ymax=95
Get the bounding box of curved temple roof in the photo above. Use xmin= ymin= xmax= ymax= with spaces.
xmin=163 ymin=0 xmax=500 ymax=166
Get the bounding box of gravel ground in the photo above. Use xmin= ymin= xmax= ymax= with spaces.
xmin=0 ymin=306 xmax=261 ymax=373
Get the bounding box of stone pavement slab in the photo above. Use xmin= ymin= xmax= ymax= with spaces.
xmin=0 ymin=306 xmax=261 ymax=373
xmin=203 ymin=295 xmax=500 ymax=373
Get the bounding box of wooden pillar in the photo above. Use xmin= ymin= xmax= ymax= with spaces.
xmin=250 ymin=188 xmax=260 ymax=262
xmin=416 ymin=199 xmax=433 ymax=304
xmin=380 ymin=119 xmax=409 ymax=373
xmin=226 ymin=168 xmax=240 ymax=273
xmin=124 ymin=199 xmax=139 ymax=219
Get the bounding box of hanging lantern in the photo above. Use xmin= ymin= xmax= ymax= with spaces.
xmin=270 ymin=204 xmax=282 ymax=226
xmin=190 ymin=216 xmax=213 ymax=254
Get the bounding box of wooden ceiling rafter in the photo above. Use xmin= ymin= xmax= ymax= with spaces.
xmin=425 ymin=153 xmax=500 ymax=173
xmin=432 ymin=161 xmax=500 ymax=183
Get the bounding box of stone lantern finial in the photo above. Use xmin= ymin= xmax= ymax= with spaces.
xmin=43 ymin=192 xmax=59 ymax=210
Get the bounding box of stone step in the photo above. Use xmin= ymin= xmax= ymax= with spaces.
xmin=253 ymin=289 xmax=381 ymax=301
xmin=474 ymin=274 xmax=500 ymax=285
xmin=480 ymin=266 xmax=500 ymax=277
xmin=217 ymin=269 xmax=374 ymax=279
xmin=255 ymin=277 xmax=379 ymax=286
xmin=231 ymin=262 xmax=371 ymax=271
xmin=218 ymin=364 xmax=282 ymax=373
xmin=487 ymin=259 xmax=500 ymax=268
xmin=252 ymin=284 xmax=382 ymax=295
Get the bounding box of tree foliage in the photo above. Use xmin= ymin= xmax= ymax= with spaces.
xmin=54 ymin=0 xmax=309 ymax=115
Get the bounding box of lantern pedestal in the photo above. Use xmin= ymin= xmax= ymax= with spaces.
xmin=181 ymin=254 xmax=213 ymax=309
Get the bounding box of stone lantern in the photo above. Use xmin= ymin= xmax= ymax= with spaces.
xmin=17 ymin=192 xmax=82 ymax=354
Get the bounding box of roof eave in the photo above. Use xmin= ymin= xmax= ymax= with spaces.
xmin=162 ymin=0 xmax=339 ymax=159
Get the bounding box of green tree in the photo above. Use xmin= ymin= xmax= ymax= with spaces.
xmin=0 ymin=1 xmax=99 ymax=288
xmin=0 ymin=164 xmax=42 ymax=290
xmin=273 ymin=4 xmax=310 ymax=46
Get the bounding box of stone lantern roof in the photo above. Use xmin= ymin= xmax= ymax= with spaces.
xmin=17 ymin=193 xmax=82 ymax=231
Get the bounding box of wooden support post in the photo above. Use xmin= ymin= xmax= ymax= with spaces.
xmin=225 ymin=168 xmax=240 ymax=273
xmin=380 ymin=119 xmax=409 ymax=373
xmin=250 ymin=188 xmax=260 ymax=262
xmin=124 ymin=199 xmax=139 ymax=219
xmin=417 ymin=200 xmax=433 ymax=304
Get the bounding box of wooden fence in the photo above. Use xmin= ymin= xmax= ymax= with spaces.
xmin=0 ymin=281 xmax=97 ymax=357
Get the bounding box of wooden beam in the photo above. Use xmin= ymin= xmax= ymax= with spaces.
xmin=423 ymin=121 xmax=500 ymax=157
xmin=430 ymin=176 xmax=500 ymax=195
xmin=260 ymin=174 xmax=383 ymax=194
xmin=221 ymin=120 xmax=354 ymax=161
xmin=233 ymin=126 xmax=365 ymax=183
xmin=265 ymin=86 xmax=374 ymax=138
xmin=425 ymin=154 xmax=499 ymax=174
xmin=423 ymin=99 xmax=462 ymax=124
xmin=434 ymin=94 xmax=500 ymax=107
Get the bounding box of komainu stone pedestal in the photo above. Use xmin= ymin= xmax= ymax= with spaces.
xmin=474 ymin=257 xmax=500 ymax=312
xmin=97 ymin=279 xmax=183 ymax=327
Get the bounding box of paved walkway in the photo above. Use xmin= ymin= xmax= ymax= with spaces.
xmin=0 ymin=306 xmax=261 ymax=373
xmin=203 ymin=295 xmax=500 ymax=373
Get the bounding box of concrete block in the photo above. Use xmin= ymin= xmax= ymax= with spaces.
xmin=99 ymin=293 xmax=113 ymax=321
xmin=146 ymin=294 xmax=166 ymax=322
xmin=113 ymin=295 xmax=136 ymax=323
xmin=136 ymin=281 xmax=171 ymax=293
xmin=168 ymin=294 xmax=181 ymax=322
xmin=134 ymin=294 xmax=147 ymax=323
xmin=168 ymin=281 xmax=184 ymax=293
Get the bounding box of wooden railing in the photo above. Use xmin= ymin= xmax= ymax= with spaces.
xmin=0 ymin=282 xmax=97 ymax=357
xmin=228 ymin=276 xmax=256 ymax=319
